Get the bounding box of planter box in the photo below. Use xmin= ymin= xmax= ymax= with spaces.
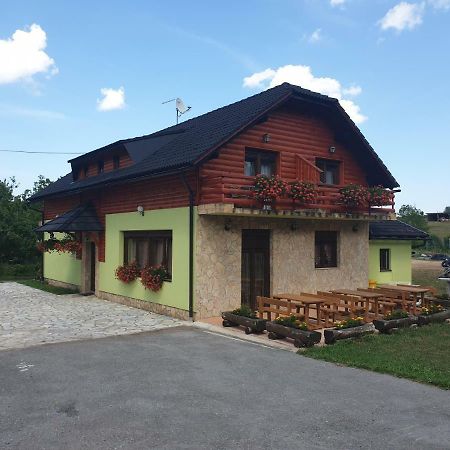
xmin=221 ymin=311 xmax=267 ymax=334
xmin=373 ymin=316 xmax=418 ymax=334
xmin=324 ymin=323 xmax=375 ymax=345
xmin=417 ymin=309 xmax=450 ymax=326
xmin=266 ymin=321 xmax=321 ymax=348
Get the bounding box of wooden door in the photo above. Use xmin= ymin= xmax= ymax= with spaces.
xmin=241 ymin=230 xmax=270 ymax=310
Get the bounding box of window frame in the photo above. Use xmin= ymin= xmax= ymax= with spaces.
xmin=314 ymin=231 xmax=338 ymax=269
xmin=123 ymin=230 xmax=173 ymax=280
xmin=315 ymin=158 xmax=341 ymax=186
xmin=244 ymin=148 xmax=278 ymax=177
xmin=379 ymin=248 xmax=391 ymax=272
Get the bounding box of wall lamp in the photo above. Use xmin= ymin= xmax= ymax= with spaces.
xmin=329 ymin=146 xmax=336 ymax=154
xmin=137 ymin=205 xmax=144 ymax=216
xmin=290 ymin=222 xmax=299 ymax=231
xmin=352 ymin=224 xmax=359 ymax=233
xmin=224 ymin=219 xmax=232 ymax=231
xmin=262 ymin=133 xmax=271 ymax=143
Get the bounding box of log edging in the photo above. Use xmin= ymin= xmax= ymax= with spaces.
xmin=221 ymin=311 xmax=267 ymax=334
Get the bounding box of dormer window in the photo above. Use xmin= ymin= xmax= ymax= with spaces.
xmin=244 ymin=149 xmax=277 ymax=177
xmin=97 ymin=160 xmax=104 ymax=174
xmin=113 ymin=155 xmax=120 ymax=170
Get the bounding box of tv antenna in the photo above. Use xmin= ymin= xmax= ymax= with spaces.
xmin=162 ymin=97 xmax=192 ymax=124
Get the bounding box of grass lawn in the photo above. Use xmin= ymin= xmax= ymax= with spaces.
xmin=303 ymin=324 xmax=450 ymax=389
xmin=16 ymin=279 xmax=78 ymax=295
xmin=412 ymin=259 xmax=448 ymax=297
xmin=428 ymin=221 xmax=450 ymax=241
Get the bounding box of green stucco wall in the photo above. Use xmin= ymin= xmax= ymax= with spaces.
xmin=98 ymin=207 xmax=191 ymax=311
xmin=43 ymin=233 xmax=82 ymax=287
xmin=369 ymin=240 xmax=412 ymax=285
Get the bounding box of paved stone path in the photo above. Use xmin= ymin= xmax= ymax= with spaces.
xmin=0 ymin=282 xmax=183 ymax=351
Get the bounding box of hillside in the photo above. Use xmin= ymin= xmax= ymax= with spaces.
xmin=428 ymin=222 xmax=450 ymax=241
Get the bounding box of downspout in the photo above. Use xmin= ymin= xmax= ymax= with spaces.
xmin=180 ymin=173 xmax=195 ymax=320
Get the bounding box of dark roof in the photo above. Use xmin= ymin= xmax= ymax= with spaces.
xmin=30 ymin=82 xmax=399 ymax=201
xmin=369 ymin=220 xmax=429 ymax=240
xmin=36 ymin=203 xmax=103 ymax=232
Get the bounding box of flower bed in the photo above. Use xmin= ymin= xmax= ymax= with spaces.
xmin=373 ymin=309 xmax=417 ymax=334
xmin=324 ymin=317 xmax=374 ymax=345
xmin=418 ymin=304 xmax=450 ymax=326
xmin=266 ymin=315 xmax=321 ymax=348
xmin=222 ymin=305 xmax=267 ymax=334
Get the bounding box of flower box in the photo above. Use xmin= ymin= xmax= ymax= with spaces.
xmin=221 ymin=311 xmax=267 ymax=334
xmin=417 ymin=309 xmax=450 ymax=326
xmin=266 ymin=321 xmax=321 ymax=348
xmin=373 ymin=316 xmax=418 ymax=334
xmin=324 ymin=323 xmax=375 ymax=345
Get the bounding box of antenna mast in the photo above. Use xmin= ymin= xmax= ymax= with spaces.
xmin=162 ymin=97 xmax=192 ymax=124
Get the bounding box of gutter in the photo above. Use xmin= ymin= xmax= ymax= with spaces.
xmin=180 ymin=173 xmax=195 ymax=320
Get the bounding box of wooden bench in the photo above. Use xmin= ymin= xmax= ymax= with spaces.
xmin=357 ymin=288 xmax=415 ymax=314
xmin=257 ymin=296 xmax=305 ymax=322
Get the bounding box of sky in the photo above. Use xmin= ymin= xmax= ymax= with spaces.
xmin=0 ymin=0 xmax=449 ymax=212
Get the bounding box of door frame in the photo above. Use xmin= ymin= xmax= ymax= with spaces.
xmin=81 ymin=236 xmax=97 ymax=294
xmin=241 ymin=229 xmax=271 ymax=310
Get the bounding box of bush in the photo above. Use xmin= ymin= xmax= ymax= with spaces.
xmin=0 ymin=263 xmax=37 ymax=279
xmin=231 ymin=305 xmax=256 ymax=318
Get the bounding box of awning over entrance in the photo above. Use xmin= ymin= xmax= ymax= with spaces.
xmin=36 ymin=203 xmax=103 ymax=232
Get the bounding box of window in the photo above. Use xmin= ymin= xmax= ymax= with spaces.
xmin=83 ymin=166 xmax=88 ymax=177
xmin=315 ymin=231 xmax=338 ymax=268
xmin=97 ymin=160 xmax=104 ymax=174
xmin=380 ymin=248 xmax=391 ymax=271
xmin=244 ymin=149 xmax=277 ymax=177
xmin=124 ymin=231 xmax=172 ymax=278
xmin=113 ymin=155 xmax=120 ymax=170
xmin=316 ymin=159 xmax=340 ymax=185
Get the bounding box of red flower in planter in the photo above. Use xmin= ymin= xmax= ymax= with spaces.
xmin=289 ymin=181 xmax=317 ymax=204
xmin=339 ymin=184 xmax=368 ymax=208
xmin=115 ymin=261 xmax=141 ymax=283
xmin=140 ymin=265 xmax=169 ymax=292
xmin=253 ymin=175 xmax=287 ymax=203
xmin=367 ymin=185 xmax=394 ymax=207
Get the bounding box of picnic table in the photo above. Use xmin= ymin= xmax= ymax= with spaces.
xmin=378 ymin=284 xmax=431 ymax=314
xmin=273 ymin=293 xmax=327 ymax=328
xmin=330 ymin=289 xmax=384 ymax=320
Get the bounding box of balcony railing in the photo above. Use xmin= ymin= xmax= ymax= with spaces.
xmin=199 ymin=175 xmax=395 ymax=215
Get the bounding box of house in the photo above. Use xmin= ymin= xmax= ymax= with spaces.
xmin=30 ymin=82 xmax=399 ymax=320
xmin=369 ymin=220 xmax=429 ymax=285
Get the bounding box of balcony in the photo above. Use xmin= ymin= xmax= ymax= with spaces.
xmin=198 ymin=175 xmax=396 ymax=220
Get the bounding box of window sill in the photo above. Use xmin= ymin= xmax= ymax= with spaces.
xmin=315 ymin=266 xmax=338 ymax=270
xmin=380 ymin=270 xmax=392 ymax=273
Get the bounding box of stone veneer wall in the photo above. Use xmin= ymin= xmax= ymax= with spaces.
xmin=194 ymin=216 xmax=369 ymax=319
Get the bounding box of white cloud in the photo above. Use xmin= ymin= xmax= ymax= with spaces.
xmin=342 ymin=85 xmax=362 ymax=96
xmin=0 ymin=24 xmax=57 ymax=84
xmin=379 ymin=2 xmax=425 ymax=31
xmin=97 ymin=87 xmax=126 ymax=111
xmin=308 ymin=28 xmax=323 ymax=43
xmin=0 ymin=104 xmax=65 ymax=119
xmin=330 ymin=0 xmax=346 ymax=5
xmin=428 ymin=0 xmax=450 ymax=9
xmin=243 ymin=64 xmax=367 ymax=124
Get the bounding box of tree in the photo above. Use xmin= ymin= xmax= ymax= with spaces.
xmin=397 ymin=205 xmax=429 ymax=232
xmin=444 ymin=206 xmax=450 ymax=215
xmin=0 ymin=176 xmax=52 ymax=264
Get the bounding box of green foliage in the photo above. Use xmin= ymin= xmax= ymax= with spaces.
xmin=303 ymin=324 xmax=450 ymax=389
xmin=231 ymin=304 xmax=256 ymax=318
xmin=0 ymin=176 xmax=51 ymax=265
xmin=397 ymin=204 xmax=429 ymax=232
xmin=334 ymin=316 xmax=365 ymax=329
xmin=274 ymin=314 xmax=308 ymax=330
xmin=17 ymin=279 xmax=78 ymax=295
xmin=0 ymin=263 xmax=38 ymax=280
xmin=384 ymin=309 xmax=409 ymax=320
xmin=444 ymin=206 xmax=450 ymax=215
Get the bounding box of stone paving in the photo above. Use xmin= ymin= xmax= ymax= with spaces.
xmin=0 ymin=282 xmax=184 ymax=351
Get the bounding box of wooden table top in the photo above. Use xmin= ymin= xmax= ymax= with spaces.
xmin=273 ymin=293 xmax=327 ymax=304
xmin=331 ymin=289 xmax=383 ymax=298
xmin=378 ymin=284 xmax=430 ymax=294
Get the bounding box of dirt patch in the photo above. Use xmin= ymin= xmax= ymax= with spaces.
xmin=412 ymin=259 xmax=448 ymax=296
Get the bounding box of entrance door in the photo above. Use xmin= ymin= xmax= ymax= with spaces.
xmin=90 ymin=242 xmax=96 ymax=292
xmin=241 ymin=230 xmax=270 ymax=310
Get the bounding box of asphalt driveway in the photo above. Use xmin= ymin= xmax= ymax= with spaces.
xmin=1 ymin=327 xmax=449 ymax=450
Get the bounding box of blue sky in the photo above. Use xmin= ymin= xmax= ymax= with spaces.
xmin=0 ymin=0 xmax=449 ymax=211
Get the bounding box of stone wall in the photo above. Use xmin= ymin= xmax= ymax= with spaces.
xmin=194 ymin=215 xmax=369 ymax=319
